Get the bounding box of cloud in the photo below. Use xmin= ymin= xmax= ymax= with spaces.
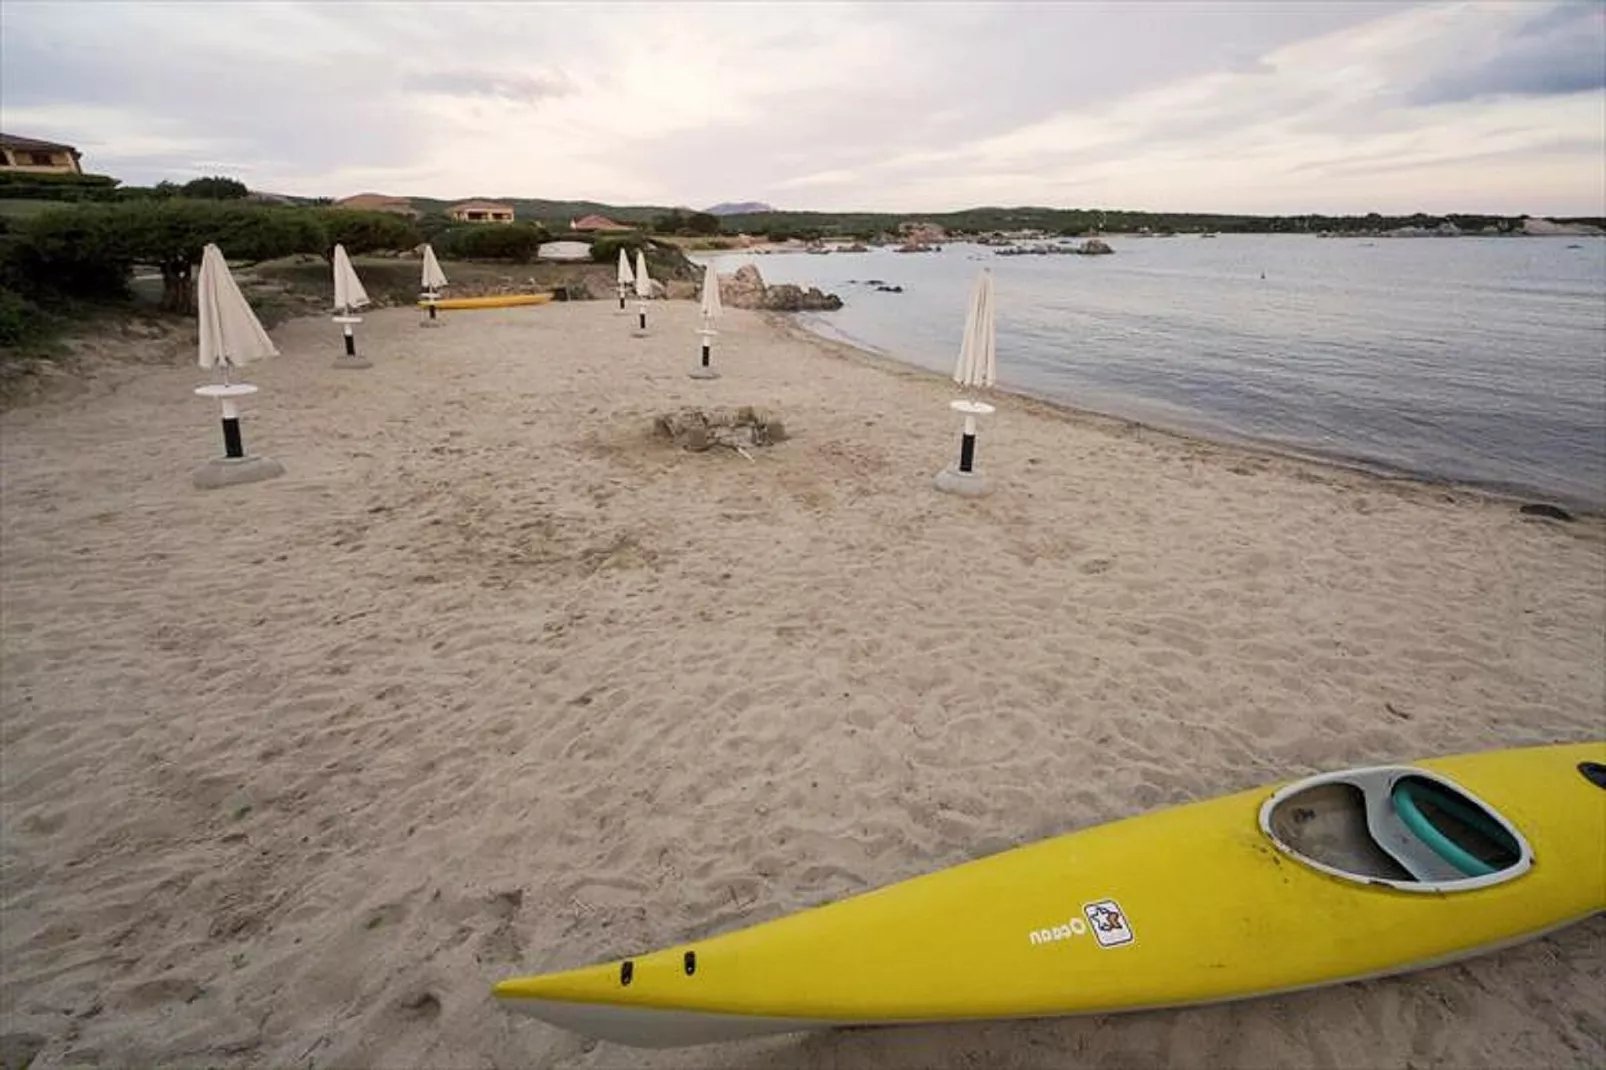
xmin=1404 ymin=1 xmax=1606 ymax=105
xmin=402 ymin=69 xmax=575 ymax=104
xmin=0 ymin=0 xmax=1600 ymax=214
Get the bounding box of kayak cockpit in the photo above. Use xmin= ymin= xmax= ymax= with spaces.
xmin=1259 ymin=766 xmax=1532 ymax=892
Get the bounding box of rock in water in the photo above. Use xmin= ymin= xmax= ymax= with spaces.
xmin=1076 ymin=239 xmax=1114 ymax=255
xmin=719 ymin=264 xmax=842 ymax=311
xmin=1519 ymin=503 xmax=1574 ymax=522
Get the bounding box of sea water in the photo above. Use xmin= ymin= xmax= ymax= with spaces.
xmin=697 ymin=236 xmax=1606 ymax=507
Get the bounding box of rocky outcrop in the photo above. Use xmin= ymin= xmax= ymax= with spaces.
xmin=764 ymin=283 xmax=843 ymax=311
xmin=718 ymin=264 xmax=843 ymax=311
xmin=1075 ymin=239 xmax=1114 ymax=255
xmin=721 ymin=265 xmax=767 ymax=308
xmin=665 ymin=280 xmax=698 ymax=300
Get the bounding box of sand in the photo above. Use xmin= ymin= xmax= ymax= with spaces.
xmin=1 ymin=299 xmax=1602 ymax=1070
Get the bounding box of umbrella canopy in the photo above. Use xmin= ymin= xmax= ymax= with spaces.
xmin=617 ymin=247 xmax=635 ymax=287
xmin=197 ymin=243 xmax=277 ymax=371
xmin=332 ymin=244 xmax=371 ymax=313
xmin=700 ymin=261 xmax=723 ymax=322
xmin=634 ymin=250 xmax=653 ymax=299
xmin=421 ymin=244 xmax=448 ymax=291
xmin=952 ymin=268 xmax=996 ymax=390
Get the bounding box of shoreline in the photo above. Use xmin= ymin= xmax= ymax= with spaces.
xmin=4 ymin=296 xmax=1600 ymax=519
xmin=761 ymin=310 xmax=1604 ymax=519
xmin=696 ymin=239 xmax=1606 ymax=514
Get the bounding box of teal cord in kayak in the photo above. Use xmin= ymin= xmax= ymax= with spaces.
xmin=1392 ymin=779 xmax=1499 ymax=877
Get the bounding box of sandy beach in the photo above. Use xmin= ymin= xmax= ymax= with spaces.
xmin=2 ymin=299 xmax=1602 ymax=1069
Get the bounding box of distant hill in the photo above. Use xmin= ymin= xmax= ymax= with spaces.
xmin=705 ymin=201 xmax=774 ymax=216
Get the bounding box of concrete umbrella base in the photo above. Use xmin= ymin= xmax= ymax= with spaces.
xmin=933 ymin=466 xmax=992 ymax=497
xmin=193 ymin=455 xmax=285 ymax=490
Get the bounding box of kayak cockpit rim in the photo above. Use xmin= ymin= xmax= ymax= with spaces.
xmin=1258 ymin=765 xmax=1533 ymax=893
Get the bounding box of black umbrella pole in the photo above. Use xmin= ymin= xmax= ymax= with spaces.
xmin=958 ymin=412 xmax=978 ymax=473
xmin=428 ymin=303 xmax=437 ymax=321
xmin=343 ymin=325 xmax=357 ymax=357
xmin=619 ymin=291 xmax=626 ymax=310
xmin=701 ymin=342 xmax=711 ymax=368
xmin=638 ymin=306 xmax=647 ymax=331
xmin=220 ymin=396 xmax=245 ymax=459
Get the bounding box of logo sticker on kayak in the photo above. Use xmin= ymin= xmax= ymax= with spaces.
xmin=1083 ymin=899 xmax=1135 ymax=948
xmin=1027 ymin=898 xmax=1135 ymax=949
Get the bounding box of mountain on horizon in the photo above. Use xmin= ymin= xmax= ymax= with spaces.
xmin=705 ymin=201 xmax=775 ymax=216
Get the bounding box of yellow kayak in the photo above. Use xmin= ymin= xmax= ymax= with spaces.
xmin=418 ymin=293 xmax=553 ymax=310
xmin=494 ymin=742 xmax=1606 ymax=1047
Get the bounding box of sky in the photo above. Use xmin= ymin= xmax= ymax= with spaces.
xmin=2 ymin=1 xmax=1603 ymax=216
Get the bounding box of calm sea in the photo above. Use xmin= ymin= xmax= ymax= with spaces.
xmin=697 ymin=236 xmax=1606 ymax=508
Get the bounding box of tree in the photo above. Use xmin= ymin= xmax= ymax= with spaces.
xmin=22 ymin=201 xmax=326 ymax=312
xmin=650 ymin=210 xmax=687 ymax=235
xmin=313 ymin=208 xmax=422 ymax=260
xmin=685 ymin=212 xmax=721 ymax=236
xmin=180 ymin=176 xmax=250 ymax=200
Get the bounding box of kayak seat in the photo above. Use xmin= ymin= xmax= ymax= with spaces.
xmin=1389 ymin=776 xmax=1520 ymax=878
xmin=1261 ymin=766 xmax=1531 ymax=891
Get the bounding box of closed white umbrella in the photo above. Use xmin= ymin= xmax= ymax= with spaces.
xmin=952 ymin=268 xmax=996 ymax=390
xmin=420 ymin=244 xmax=448 ymax=326
xmin=331 ymin=244 xmax=372 ymax=368
xmin=332 ymin=244 xmax=371 ymax=313
xmin=691 ymin=260 xmax=722 ymax=380
xmin=616 ymin=247 xmax=635 ymax=311
xmin=634 ymin=249 xmax=652 ymax=299
xmin=192 ymin=243 xmax=284 ymax=488
xmin=935 ymin=268 xmax=998 ymax=496
xmin=197 ymin=243 xmax=276 ymax=376
xmin=421 ymin=244 xmax=448 ymax=291
xmin=633 ymin=249 xmax=652 ymax=334
xmin=700 ymin=260 xmax=723 ymax=323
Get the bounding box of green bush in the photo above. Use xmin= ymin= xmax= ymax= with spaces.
xmin=437 ymin=221 xmax=550 ymax=262
xmin=313 ymin=208 xmax=422 ymax=259
xmin=0 ymin=171 xmax=119 ymax=190
xmin=588 ymin=234 xmax=642 ymax=264
xmin=416 ymin=213 xmax=454 ymax=243
xmin=0 ymin=287 xmax=51 ymax=349
xmin=21 ymin=200 xmax=327 ymax=311
xmin=0 ymin=171 xmax=121 ymax=204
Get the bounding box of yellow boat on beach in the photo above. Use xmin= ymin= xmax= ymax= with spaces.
xmin=419 ymin=293 xmax=554 ymax=310
xmin=494 ymin=742 xmax=1606 ymax=1048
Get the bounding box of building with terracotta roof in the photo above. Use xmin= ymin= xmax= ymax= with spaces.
xmin=335 ymin=192 xmax=418 ymax=217
xmin=448 ymin=200 xmax=515 ymax=224
xmin=569 ymin=213 xmax=633 ymax=232
xmin=0 ymin=132 xmax=83 ymax=175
